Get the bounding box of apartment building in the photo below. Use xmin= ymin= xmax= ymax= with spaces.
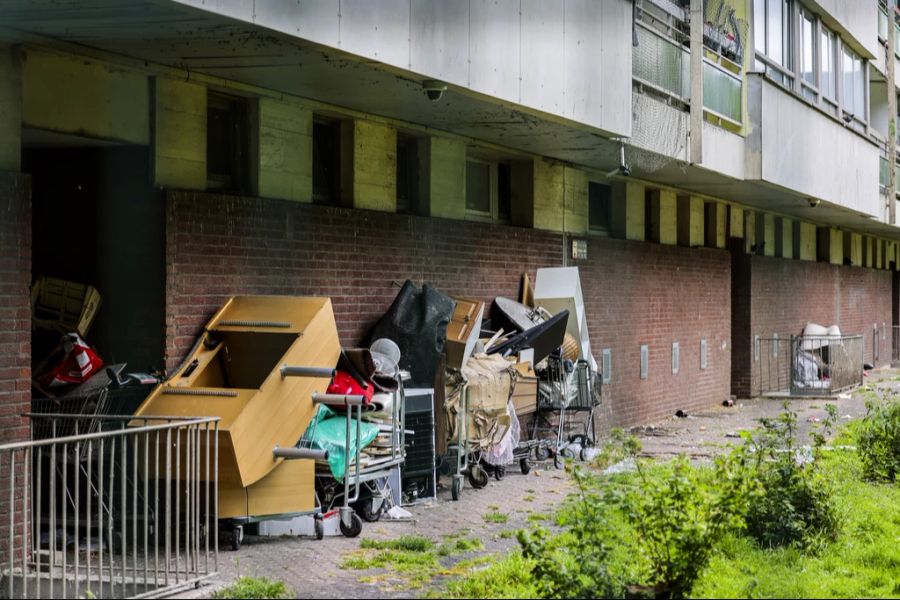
xmin=1 ymin=0 xmax=898 ymax=456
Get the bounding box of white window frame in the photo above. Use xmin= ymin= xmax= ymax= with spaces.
xmin=465 ymin=158 xmax=503 ymax=222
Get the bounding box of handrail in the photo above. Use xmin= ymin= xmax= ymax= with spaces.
xmin=0 ymin=416 xmax=220 ymax=451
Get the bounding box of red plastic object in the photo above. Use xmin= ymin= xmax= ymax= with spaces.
xmin=326 ymin=370 xmax=374 ymax=405
xmin=41 ymin=334 xmax=104 ymax=387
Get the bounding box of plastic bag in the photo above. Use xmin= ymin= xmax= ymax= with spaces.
xmin=483 ymin=400 xmax=521 ymax=466
xmin=302 ymin=406 xmax=379 ymax=481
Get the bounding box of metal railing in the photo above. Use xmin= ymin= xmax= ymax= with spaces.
xmin=791 ymin=335 xmax=864 ymax=396
xmin=753 ymin=336 xmax=793 ymax=397
xmin=0 ymin=414 xmax=219 ymax=599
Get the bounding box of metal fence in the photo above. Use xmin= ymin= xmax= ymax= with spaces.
xmin=791 ymin=335 xmax=864 ymax=396
xmin=754 ymin=336 xmax=793 ymax=396
xmin=0 ymin=414 xmax=219 ymax=599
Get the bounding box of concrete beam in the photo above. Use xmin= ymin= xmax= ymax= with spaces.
xmin=422 ymin=136 xmax=466 ymax=220
xmin=864 ymin=236 xmax=874 ymax=268
xmin=877 ymin=238 xmax=884 ymax=269
xmin=611 ymin=181 xmax=645 ymax=241
xmin=761 ymin=213 xmax=775 ymax=257
xmin=817 ymin=227 xmax=843 ymax=265
xmin=648 ymin=189 xmax=677 ymax=245
xmin=729 ymin=204 xmax=744 ymax=239
xmin=255 ymin=98 xmax=313 ymax=202
xmin=0 ymin=45 xmax=21 ymax=172
xmin=532 ymin=159 xmax=565 ymax=232
xmin=704 ymin=201 xmax=726 ymax=249
xmin=352 ymin=120 xmax=397 ymax=212
xmin=843 ymin=232 xmax=863 ymax=266
xmin=24 ymin=48 xmax=148 ymax=145
xmin=677 ymin=195 xmax=704 ymax=247
xmin=153 ymin=77 xmax=206 ymax=190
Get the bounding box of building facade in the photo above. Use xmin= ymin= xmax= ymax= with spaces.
xmin=1 ymin=0 xmax=899 ymax=465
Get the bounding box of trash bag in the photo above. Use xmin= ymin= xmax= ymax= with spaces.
xmin=370 ymin=280 xmax=455 ymax=388
xmin=302 ymin=406 xmax=379 ymax=481
xmin=483 ymin=400 xmax=521 ymax=466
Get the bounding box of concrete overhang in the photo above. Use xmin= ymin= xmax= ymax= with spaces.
xmin=2 ymin=0 xmax=899 ymax=239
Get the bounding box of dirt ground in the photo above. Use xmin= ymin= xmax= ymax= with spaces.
xmin=180 ymin=369 xmax=896 ymax=599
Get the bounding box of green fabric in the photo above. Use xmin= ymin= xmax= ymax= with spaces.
xmin=301 ymin=405 xmax=379 ymax=481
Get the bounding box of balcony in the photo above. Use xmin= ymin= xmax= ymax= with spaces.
xmin=632 ymin=0 xmax=744 ymax=128
xmin=746 ymin=74 xmax=881 ymax=218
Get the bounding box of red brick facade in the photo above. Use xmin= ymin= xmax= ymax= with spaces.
xmin=0 ymin=171 xmax=31 ymax=565
xmin=166 ymin=191 xmax=732 ymax=428
xmin=732 ymin=254 xmax=894 ymax=398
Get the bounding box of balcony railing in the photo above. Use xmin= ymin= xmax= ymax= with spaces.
xmin=633 ymin=0 xmax=744 ymax=127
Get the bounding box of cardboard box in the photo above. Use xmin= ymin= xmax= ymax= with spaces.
xmin=511 ymin=361 xmax=537 ymax=416
xmin=445 ymin=298 xmax=484 ymax=370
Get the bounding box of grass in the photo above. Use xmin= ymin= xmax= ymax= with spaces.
xmin=482 ymin=511 xmax=509 ymax=524
xmin=360 ymin=535 xmax=434 ymax=552
xmin=213 ymin=576 xmax=291 ymax=599
xmin=439 ymin=423 xmax=900 ymax=599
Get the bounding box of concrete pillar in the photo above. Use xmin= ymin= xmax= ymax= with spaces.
xmin=255 ymin=98 xmax=312 ymax=202
xmin=611 ymin=181 xmax=645 ymax=241
xmin=744 ymin=210 xmax=756 ymax=253
xmin=760 ymin=213 xmax=775 ymax=257
xmin=877 ymin=238 xmax=884 ymax=269
xmin=818 ymin=227 xmax=843 ymax=265
xmin=563 ymin=167 xmax=588 ymax=234
xmin=843 ymin=232 xmax=862 ymax=266
xmin=532 ymin=159 xmax=565 ymax=232
xmin=704 ymin=201 xmax=726 ymax=249
xmin=648 ymin=188 xmax=677 ymax=245
xmin=0 ymin=46 xmax=21 ymax=171
xmin=729 ymin=204 xmax=744 ymax=239
xmin=153 ymin=77 xmax=206 ymax=189
xmin=422 ymin=136 xmax=466 ymax=220
xmin=865 ymin=236 xmax=874 ymax=268
xmin=677 ymin=195 xmax=704 ymax=247
xmin=351 ymin=120 xmax=397 ymax=212
xmin=794 ymin=222 xmax=816 ymax=261
xmin=776 ymin=217 xmax=793 ymax=259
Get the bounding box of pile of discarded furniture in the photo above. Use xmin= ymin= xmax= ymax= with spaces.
xmin=26 ymin=267 xmax=603 ymax=550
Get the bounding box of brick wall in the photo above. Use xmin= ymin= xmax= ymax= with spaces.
xmin=733 ymin=255 xmax=893 ymax=397
xmin=166 ymin=191 xmax=733 ymax=429
xmin=0 ymin=171 xmax=31 ymax=566
xmin=580 ymin=237 xmax=732 ymax=427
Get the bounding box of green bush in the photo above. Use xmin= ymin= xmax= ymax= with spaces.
xmin=856 ymin=394 xmax=900 ymax=483
xmin=744 ymin=404 xmax=840 ymax=550
xmin=518 ymin=430 xmax=756 ymax=599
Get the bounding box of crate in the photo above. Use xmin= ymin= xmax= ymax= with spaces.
xmin=31 ymin=276 xmax=102 ymax=337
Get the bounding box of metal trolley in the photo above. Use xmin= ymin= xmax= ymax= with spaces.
xmin=530 ymin=356 xmax=600 ymax=467
xmin=437 ymin=380 xmax=492 ymax=501
xmin=310 ymin=377 xmax=406 ymax=537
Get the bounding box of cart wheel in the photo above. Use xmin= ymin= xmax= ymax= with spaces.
xmin=569 ymin=434 xmax=587 ymax=446
xmin=314 ymin=514 xmax=324 ymax=540
xmin=493 ymin=465 xmax=506 ymax=481
xmin=553 ymin=454 xmax=566 ymax=470
xmin=579 ymin=447 xmax=589 ymax=462
xmin=230 ymin=525 xmax=243 ymax=551
xmin=468 ymin=465 xmax=489 ymax=489
xmin=451 ymin=477 xmax=461 ymax=501
xmin=534 ymin=446 xmax=552 ymax=462
xmin=361 ymin=499 xmax=384 ymax=523
xmin=520 ymin=458 xmax=531 ymax=475
xmin=339 ymin=512 xmax=363 ymax=538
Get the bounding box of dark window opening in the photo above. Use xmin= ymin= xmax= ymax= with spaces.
xmin=396 ymin=135 xmax=419 ymax=214
xmin=207 ymin=92 xmax=249 ymax=194
xmin=589 ymin=182 xmax=612 ymax=233
xmin=498 ymin=162 xmax=511 ymax=222
xmin=313 ymin=117 xmax=340 ymax=205
xmin=466 ymin=160 xmax=491 ymax=214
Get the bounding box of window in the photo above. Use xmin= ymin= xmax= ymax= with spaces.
xmin=207 ymin=92 xmax=249 ymax=193
xmin=800 ymin=9 xmax=816 ymax=100
xmin=700 ymin=339 xmax=708 ymax=370
xmin=842 ymin=46 xmax=865 ymax=121
xmin=588 ymin=182 xmax=612 ymax=234
xmin=820 ymin=25 xmax=836 ymax=103
xmin=602 ymin=349 xmax=612 ymax=384
xmin=640 ymin=345 xmax=649 ymax=380
xmin=671 ymin=342 xmax=680 ymax=375
xmin=465 ymin=158 xmax=510 ymax=222
xmin=313 ymin=117 xmax=340 ymax=205
xmin=754 ymin=0 xmax=793 ymax=85
xmin=396 ymin=134 xmax=419 ymax=214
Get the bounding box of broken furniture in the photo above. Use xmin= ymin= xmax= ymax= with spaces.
xmin=31 ymin=275 xmax=102 ymax=338
xmin=534 ymin=267 xmax=597 ymax=371
xmin=133 ymin=296 xmax=341 ymax=543
xmin=444 ymin=298 xmax=485 ymax=370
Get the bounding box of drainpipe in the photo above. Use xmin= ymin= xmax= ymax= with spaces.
xmin=689 ymin=0 xmax=704 ymax=165
xmin=888 ymin=0 xmax=897 ymax=225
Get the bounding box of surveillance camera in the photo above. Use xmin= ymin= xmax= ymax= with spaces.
xmin=422 ymin=80 xmax=447 ymax=102
xmin=620 ymin=164 xmax=631 ymax=177
xmin=808 ymin=197 xmax=820 ymax=208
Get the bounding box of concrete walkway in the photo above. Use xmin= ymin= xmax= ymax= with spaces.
xmin=178 ymin=369 xmax=896 ymax=599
